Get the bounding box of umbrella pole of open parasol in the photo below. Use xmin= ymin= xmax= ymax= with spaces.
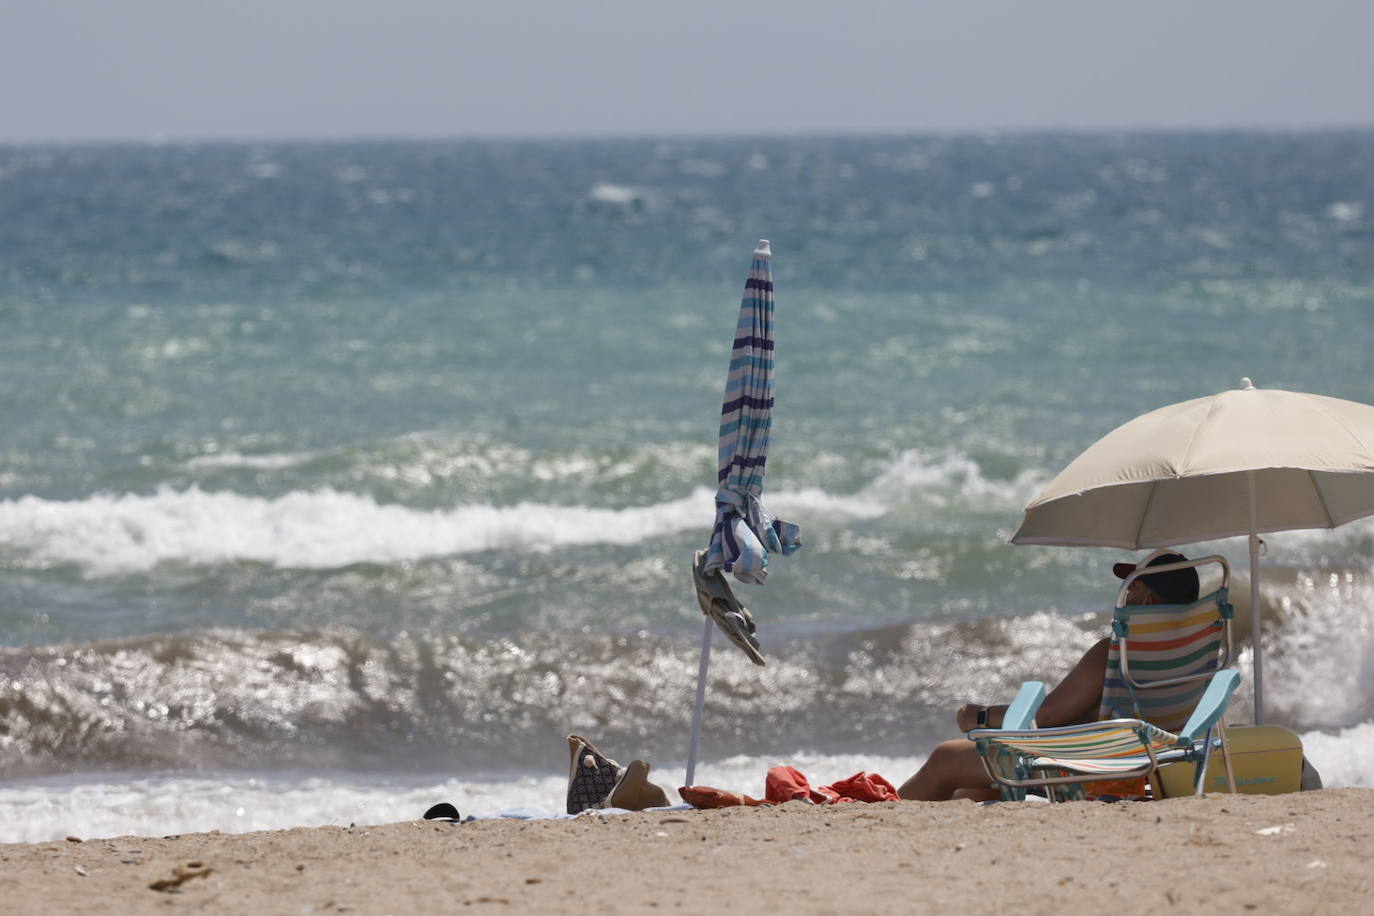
xmin=1248 ymin=470 xmax=1265 ymax=725
xmin=684 ymin=617 xmax=713 ymax=787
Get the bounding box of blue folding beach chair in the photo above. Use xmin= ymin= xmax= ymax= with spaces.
xmin=970 ymin=554 xmax=1241 ymax=801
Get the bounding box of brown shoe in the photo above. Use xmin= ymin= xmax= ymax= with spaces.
xmin=608 ymin=759 xmax=670 ymax=811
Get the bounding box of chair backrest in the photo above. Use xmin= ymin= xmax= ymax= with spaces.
xmin=1098 ymin=555 xmax=1234 ymax=734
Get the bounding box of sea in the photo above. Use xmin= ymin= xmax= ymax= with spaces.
xmin=2 ymin=132 xmax=1373 ymax=842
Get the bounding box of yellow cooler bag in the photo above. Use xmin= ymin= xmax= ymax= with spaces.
xmin=1157 ymin=725 xmax=1304 ymax=797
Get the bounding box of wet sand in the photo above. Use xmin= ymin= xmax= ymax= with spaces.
xmin=3 ymin=788 xmax=1371 ymax=914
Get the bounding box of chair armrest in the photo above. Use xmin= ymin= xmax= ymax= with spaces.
xmin=1178 ymin=670 xmax=1241 ymax=740
xmin=1002 ymin=681 xmax=1048 ymax=729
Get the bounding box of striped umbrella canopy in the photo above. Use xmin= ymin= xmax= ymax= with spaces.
xmin=703 ymin=240 xmax=800 ymax=584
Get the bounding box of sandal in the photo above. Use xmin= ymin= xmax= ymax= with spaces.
xmin=692 ymin=549 xmax=765 ymax=666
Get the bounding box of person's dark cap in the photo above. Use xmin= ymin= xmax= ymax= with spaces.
xmin=1113 ymin=552 xmax=1200 ymax=604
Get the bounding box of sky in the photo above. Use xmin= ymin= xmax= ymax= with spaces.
xmin=3 ymin=0 xmax=1373 ymax=143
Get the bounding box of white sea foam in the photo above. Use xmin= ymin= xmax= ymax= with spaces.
xmin=185 ymin=451 xmax=318 ymax=470
xmin=587 ymin=183 xmax=645 ymax=205
xmin=765 ymin=486 xmax=885 ymax=519
xmin=0 ymin=483 xmax=886 ymax=576
xmin=1 ymin=736 xmax=1370 ymax=844
xmin=0 ymin=753 xmax=924 ymax=844
xmin=13 ymin=449 xmax=1364 ymax=580
xmin=863 ymin=449 xmax=1048 ymax=510
xmin=0 ymin=487 xmax=709 ymax=575
xmin=1299 ymin=723 xmax=1374 ymax=789
xmin=1260 ymin=572 xmax=1374 ymax=729
xmin=0 ymin=773 xmax=565 ymax=845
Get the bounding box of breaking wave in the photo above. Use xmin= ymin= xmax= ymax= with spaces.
xmin=0 ymin=449 xmax=1036 ymax=576
xmin=0 ymin=616 xmax=1100 ymax=782
xmin=4 ymin=582 xmax=1370 ymax=785
xmin=0 ymin=486 xmax=889 ymax=576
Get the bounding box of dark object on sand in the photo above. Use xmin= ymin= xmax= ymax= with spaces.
xmin=149 ymin=861 xmax=213 ymax=891
xmin=423 ymin=802 xmax=462 ymax=822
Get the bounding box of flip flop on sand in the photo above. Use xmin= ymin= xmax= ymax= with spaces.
xmin=692 ymin=549 xmax=765 ymax=666
xmin=422 ymin=802 xmax=462 ymax=822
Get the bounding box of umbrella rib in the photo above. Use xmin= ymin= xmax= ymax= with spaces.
xmin=1308 ymin=471 xmax=1337 ymax=527
xmin=1133 ymin=479 xmax=1160 ymax=548
xmin=1176 ymin=396 xmax=1224 ymax=474
xmin=1297 ymin=393 xmax=1374 ymax=464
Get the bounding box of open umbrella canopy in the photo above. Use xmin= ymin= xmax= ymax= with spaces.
xmin=1012 ymin=378 xmax=1374 ymax=724
xmin=1014 ymin=380 xmax=1374 ymax=549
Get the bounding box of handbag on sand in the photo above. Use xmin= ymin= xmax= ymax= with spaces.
xmin=565 ymin=734 xmax=671 ymax=814
xmin=566 ymin=734 xmax=624 ymax=814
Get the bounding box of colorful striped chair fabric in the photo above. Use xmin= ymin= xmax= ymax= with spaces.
xmin=1099 ymin=587 xmax=1234 ymax=733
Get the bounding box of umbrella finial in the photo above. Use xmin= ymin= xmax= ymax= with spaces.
xmin=755 ymin=239 xmax=771 ymax=258
xmin=1240 ymin=377 xmax=1255 ymax=390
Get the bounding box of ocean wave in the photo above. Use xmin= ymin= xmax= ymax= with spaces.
xmin=0 ymin=480 xmax=888 ymax=577
xmin=1257 ymin=569 xmax=1374 ymax=729
xmin=177 ymin=440 xmax=1043 ymax=515
xmin=0 ymin=486 xmax=714 ymax=574
xmin=184 ymin=451 xmax=318 ymax=470
xmin=2 ymin=726 xmax=1371 ymax=844
xmin=2 ymin=586 xmax=1370 ymax=787
xmin=0 ymin=618 xmax=1094 ymax=782
xmin=174 ymin=435 xmax=715 ymax=508
xmin=862 ymin=450 xmax=1049 ymax=511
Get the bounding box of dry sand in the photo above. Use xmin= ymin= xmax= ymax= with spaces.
xmin=3 ymin=788 xmax=1371 ymax=915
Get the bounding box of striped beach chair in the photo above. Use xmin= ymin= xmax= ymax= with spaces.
xmin=972 ymin=555 xmax=1241 ymax=801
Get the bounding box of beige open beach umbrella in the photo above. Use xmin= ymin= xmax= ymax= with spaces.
xmin=1012 ymin=378 xmax=1374 ymax=724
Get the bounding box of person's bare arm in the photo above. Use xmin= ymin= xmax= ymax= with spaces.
xmin=1034 ymin=637 xmax=1110 ymax=727
xmin=955 ymin=637 xmax=1110 ymax=731
xmin=955 ymin=702 xmax=1008 ymax=731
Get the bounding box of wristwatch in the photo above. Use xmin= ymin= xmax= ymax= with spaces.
xmin=975 ymin=707 xmax=988 ymax=728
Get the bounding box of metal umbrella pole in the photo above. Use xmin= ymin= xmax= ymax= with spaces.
xmin=685 ymin=619 xmax=712 ymax=787
xmin=1248 ymin=470 xmax=1265 ymax=725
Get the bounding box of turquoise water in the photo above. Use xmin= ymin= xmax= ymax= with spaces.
xmin=1 ymin=133 xmax=1373 ymax=835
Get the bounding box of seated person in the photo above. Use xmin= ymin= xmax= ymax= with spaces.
xmin=896 ymin=551 xmax=1200 ymax=801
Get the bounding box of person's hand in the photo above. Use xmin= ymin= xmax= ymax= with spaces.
xmin=956 ymin=704 xmax=984 ymax=732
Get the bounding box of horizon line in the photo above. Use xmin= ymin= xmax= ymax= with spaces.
xmin=4 ymin=120 xmax=1374 ymax=149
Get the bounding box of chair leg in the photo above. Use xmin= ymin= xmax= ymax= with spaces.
xmin=977 ymin=748 xmax=1024 ymax=802
xmin=1215 ymin=720 xmax=1238 ymax=793
xmin=1192 ymin=726 xmax=1215 ymax=797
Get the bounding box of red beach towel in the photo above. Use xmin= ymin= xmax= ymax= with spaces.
xmin=681 ymin=767 xmax=901 ymax=810
xmin=765 ymin=766 xmax=899 ymax=804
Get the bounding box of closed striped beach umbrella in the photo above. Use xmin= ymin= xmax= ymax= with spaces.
xmin=703 ymin=239 xmax=800 ymax=584
xmin=684 ymin=240 xmax=801 ymax=785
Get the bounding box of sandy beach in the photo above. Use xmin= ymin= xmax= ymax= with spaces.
xmin=3 ymin=788 xmax=1370 ymax=914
